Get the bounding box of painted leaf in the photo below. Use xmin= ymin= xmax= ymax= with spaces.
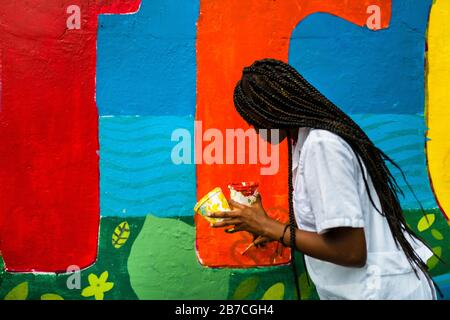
xmin=232 ymin=277 xmax=259 ymax=300
xmin=298 ymin=273 xmax=312 ymax=300
xmin=427 ymin=247 xmax=442 ymax=270
xmin=261 ymin=282 xmax=285 ymax=300
xmin=4 ymin=282 xmax=28 ymax=300
xmin=417 ymin=214 xmax=435 ymax=232
xmin=41 ymin=293 xmax=64 ymax=300
xmin=112 ymin=221 xmax=130 ymax=249
xmin=431 ymin=229 xmax=444 ymax=241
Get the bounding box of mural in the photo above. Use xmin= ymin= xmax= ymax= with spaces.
xmin=0 ymin=0 xmax=449 ymax=300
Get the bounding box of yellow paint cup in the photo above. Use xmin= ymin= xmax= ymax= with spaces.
xmin=194 ymin=187 xmax=230 ymax=224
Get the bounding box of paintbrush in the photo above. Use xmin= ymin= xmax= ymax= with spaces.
xmin=240 ymin=218 xmax=281 ymax=255
xmin=240 ymin=237 xmax=262 ymax=255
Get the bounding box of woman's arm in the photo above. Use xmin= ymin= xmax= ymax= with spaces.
xmin=208 ymin=196 xmax=367 ymax=268
xmin=262 ymin=218 xmax=367 ymax=268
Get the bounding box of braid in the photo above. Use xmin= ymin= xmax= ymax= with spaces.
xmin=287 ymin=131 xmax=302 ymax=300
xmin=233 ymin=58 xmax=439 ymax=298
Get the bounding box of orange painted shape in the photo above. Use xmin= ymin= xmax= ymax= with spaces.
xmin=196 ymin=0 xmax=391 ymax=267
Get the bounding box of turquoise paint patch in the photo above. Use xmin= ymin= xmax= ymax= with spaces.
xmin=434 ymin=274 xmax=450 ymax=300
xmin=352 ymin=114 xmax=437 ymax=210
xmin=99 ymin=115 xmax=196 ymax=217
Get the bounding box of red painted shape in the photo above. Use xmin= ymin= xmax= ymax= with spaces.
xmin=196 ymin=0 xmax=391 ymax=267
xmin=0 ymin=0 xmax=141 ymax=272
xmin=97 ymin=0 xmax=141 ymax=14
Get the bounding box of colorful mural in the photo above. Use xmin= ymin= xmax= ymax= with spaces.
xmin=0 ymin=0 xmax=449 ymax=300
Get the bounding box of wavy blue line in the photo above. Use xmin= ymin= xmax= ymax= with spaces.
xmin=103 ymin=192 xmax=194 ymax=207
xmin=99 ymin=116 xmax=148 ymax=125
xmin=405 ymin=168 xmax=428 ymax=177
xmin=101 ymin=176 xmax=195 ymax=192
xmin=99 ymin=127 xmax=177 ymax=139
xmin=382 ymin=143 xmax=424 ymax=155
xmin=352 ymin=113 xmax=378 ymax=123
xmin=100 ymin=118 xmax=192 ymax=132
xmin=100 ymin=116 xmax=182 ymax=126
xmin=361 ymin=120 xmax=399 ymax=131
xmin=387 ymin=151 xmax=425 ymax=163
xmin=100 ymin=133 xmax=172 ymax=144
xmin=100 ymin=146 xmax=172 ymax=158
xmin=101 ymin=174 xmax=194 ymax=189
xmin=352 ymin=114 xmax=423 ymax=127
xmin=100 ymin=158 xmax=167 ymax=173
xmin=100 ymin=158 xmax=183 ymax=173
xmin=101 ymin=164 xmax=194 ymax=179
xmin=395 ymin=175 xmax=429 ymax=185
xmin=372 ymin=129 xmax=423 ymax=143
xmin=394 ymin=155 xmax=426 ymax=167
xmin=396 ymin=183 xmax=432 ymax=192
xmin=100 ymin=201 xmax=192 ymax=215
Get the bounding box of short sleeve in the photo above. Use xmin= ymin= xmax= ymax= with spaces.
xmin=302 ymin=133 xmax=365 ymax=234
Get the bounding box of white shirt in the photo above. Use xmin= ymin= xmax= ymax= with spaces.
xmin=292 ymin=127 xmax=436 ymax=300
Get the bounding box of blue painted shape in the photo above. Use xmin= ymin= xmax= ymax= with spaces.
xmin=434 ymin=273 xmax=450 ymax=300
xmin=99 ymin=115 xmax=196 ymax=217
xmin=351 ymin=114 xmax=437 ymax=210
xmin=289 ymin=1 xmax=438 ymax=210
xmin=96 ymin=0 xmax=199 ymax=116
xmin=289 ymin=0 xmax=432 ymax=114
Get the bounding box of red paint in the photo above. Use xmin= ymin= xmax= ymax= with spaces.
xmin=228 ymin=182 xmax=259 ymax=197
xmin=0 ymin=0 xmax=141 ymax=272
xmin=98 ymin=0 xmax=141 ymax=14
xmin=196 ymin=0 xmax=391 ymax=267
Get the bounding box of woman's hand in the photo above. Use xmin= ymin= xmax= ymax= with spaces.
xmin=209 ymin=195 xmax=368 ymax=267
xmin=207 ymin=194 xmax=274 ymax=237
xmin=253 ymin=235 xmax=275 ymax=247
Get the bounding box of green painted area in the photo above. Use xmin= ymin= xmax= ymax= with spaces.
xmin=405 ymin=208 xmax=449 ymax=275
xmin=128 ymin=214 xmax=232 ymax=299
xmin=0 ymin=208 xmax=448 ymax=300
xmin=0 ymin=217 xmax=145 ymax=300
xmin=232 ymin=276 xmax=260 ymax=300
xmin=262 ymin=282 xmax=285 ymax=300
xmin=226 ymin=253 xmax=319 ymax=300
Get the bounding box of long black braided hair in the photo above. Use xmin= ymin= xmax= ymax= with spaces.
xmin=233 ymin=58 xmax=440 ymax=300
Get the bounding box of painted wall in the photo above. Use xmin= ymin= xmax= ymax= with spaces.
xmin=0 ymin=0 xmax=449 ymax=300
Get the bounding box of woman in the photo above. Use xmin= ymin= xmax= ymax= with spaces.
xmin=207 ymin=58 xmax=438 ymax=300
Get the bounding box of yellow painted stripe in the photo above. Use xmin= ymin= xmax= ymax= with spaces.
xmin=427 ymin=0 xmax=450 ymax=219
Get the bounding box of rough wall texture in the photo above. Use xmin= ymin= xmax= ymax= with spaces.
xmin=0 ymin=0 xmax=449 ymax=300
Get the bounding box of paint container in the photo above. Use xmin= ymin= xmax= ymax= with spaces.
xmin=194 ymin=187 xmax=230 ymax=224
xmin=228 ymin=182 xmax=259 ymax=206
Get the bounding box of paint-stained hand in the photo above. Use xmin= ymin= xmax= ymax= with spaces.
xmin=207 ymin=194 xmax=273 ymax=237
